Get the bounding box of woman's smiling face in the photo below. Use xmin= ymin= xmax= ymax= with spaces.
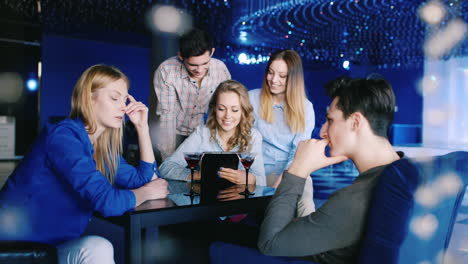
xmin=215 ymin=91 xmax=242 ymax=136
xmin=266 ymin=59 xmax=288 ymax=96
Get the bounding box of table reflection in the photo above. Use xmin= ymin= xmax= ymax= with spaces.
xmin=135 ymin=197 xmax=177 ymax=211
xmin=167 ymin=180 xmax=275 ymax=206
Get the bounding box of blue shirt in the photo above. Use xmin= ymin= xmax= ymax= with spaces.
xmin=248 ymin=89 xmax=315 ymax=176
xmin=0 ymin=118 xmax=156 ymax=245
xmin=159 ymin=125 xmax=266 ymax=186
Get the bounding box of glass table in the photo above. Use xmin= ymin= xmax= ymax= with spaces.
xmin=98 ymin=180 xmax=275 ymax=264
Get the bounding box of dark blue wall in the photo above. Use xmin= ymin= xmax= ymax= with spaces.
xmin=41 ymin=34 xmax=150 ymax=127
xmin=309 ymin=66 xmax=424 ymax=127
xmin=40 ymin=35 xmax=423 ymax=136
xmin=226 ymin=61 xmax=423 ymax=129
xmin=225 ymin=61 xmax=264 ymax=90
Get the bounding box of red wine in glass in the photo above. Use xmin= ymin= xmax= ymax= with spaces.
xmin=237 ymin=153 xmax=257 ymax=196
xmin=240 ymin=158 xmax=255 ymax=169
xmin=184 ymin=157 xmax=200 ymax=169
xmin=183 ymin=152 xmax=202 ymax=196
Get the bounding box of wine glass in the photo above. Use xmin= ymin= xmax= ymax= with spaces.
xmin=237 ymin=153 xmax=257 ymax=196
xmin=183 ymin=152 xmax=203 ymax=196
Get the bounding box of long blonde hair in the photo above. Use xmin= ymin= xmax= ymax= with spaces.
xmin=260 ymin=49 xmax=306 ymax=133
xmin=69 ymin=64 xmax=129 ymax=183
xmin=206 ymin=80 xmax=254 ymax=152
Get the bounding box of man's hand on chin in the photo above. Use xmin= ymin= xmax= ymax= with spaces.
xmin=288 ymin=139 xmax=348 ymax=178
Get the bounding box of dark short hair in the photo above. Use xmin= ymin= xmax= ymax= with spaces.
xmin=325 ymin=77 xmax=396 ymax=138
xmin=179 ymin=28 xmax=213 ymax=58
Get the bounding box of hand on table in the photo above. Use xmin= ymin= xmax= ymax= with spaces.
xmin=142 ymin=178 xmax=169 ymax=200
xmin=133 ymin=178 xmax=169 ymax=207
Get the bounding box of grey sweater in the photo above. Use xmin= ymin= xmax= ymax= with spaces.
xmin=258 ymin=166 xmax=387 ymax=264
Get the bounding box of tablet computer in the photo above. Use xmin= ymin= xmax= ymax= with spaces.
xmin=200 ymin=152 xmax=239 ymax=186
xmin=200 ymin=152 xmax=239 ymax=203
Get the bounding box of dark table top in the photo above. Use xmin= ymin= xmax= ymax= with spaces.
xmin=133 ymin=180 xmax=275 ymax=212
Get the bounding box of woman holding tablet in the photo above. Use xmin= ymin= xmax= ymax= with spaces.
xmin=159 ymin=80 xmax=265 ymax=186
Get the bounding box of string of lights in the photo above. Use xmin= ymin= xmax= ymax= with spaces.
xmin=229 ymin=0 xmax=467 ymax=69
xmin=1 ymin=0 xmax=466 ymax=69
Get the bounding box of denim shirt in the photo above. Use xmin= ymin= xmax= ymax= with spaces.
xmin=159 ymin=125 xmax=266 ymax=186
xmin=248 ymin=88 xmax=315 ymax=176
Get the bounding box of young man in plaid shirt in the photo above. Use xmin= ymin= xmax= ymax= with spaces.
xmin=153 ymin=28 xmax=231 ymax=160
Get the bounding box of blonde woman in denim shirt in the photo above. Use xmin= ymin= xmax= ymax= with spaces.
xmin=249 ymin=50 xmax=315 ymax=216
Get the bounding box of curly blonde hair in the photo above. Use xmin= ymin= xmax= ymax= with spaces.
xmin=206 ymin=80 xmax=254 ymax=152
xmin=69 ymin=64 xmax=129 ymax=183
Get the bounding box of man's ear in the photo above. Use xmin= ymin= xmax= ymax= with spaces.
xmin=210 ymin=48 xmax=215 ymax=56
xmin=177 ymin=52 xmax=183 ymax=61
xmin=350 ymin=112 xmax=365 ymax=131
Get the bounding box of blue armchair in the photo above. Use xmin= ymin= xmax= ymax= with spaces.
xmin=360 ymin=151 xmax=468 ymax=264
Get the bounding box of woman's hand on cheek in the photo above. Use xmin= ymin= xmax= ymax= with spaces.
xmin=125 ymin=94 xmax=149 ymax=128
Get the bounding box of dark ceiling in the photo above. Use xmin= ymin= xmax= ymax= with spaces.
xmin=1 ymin=0 xmax=467 ymax=69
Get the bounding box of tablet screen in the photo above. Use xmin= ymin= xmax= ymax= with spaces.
xmin=200 ymin=152 xmax=239 ymax=203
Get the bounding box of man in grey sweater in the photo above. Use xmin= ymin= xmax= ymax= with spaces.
xmin=258 ymin=77 xmax=403 ymax=264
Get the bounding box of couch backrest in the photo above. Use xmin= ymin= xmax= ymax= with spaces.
xmin=360 ymin=151 xmax=468 ymax=264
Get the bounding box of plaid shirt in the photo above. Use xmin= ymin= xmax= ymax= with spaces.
xmin=153 ymin=56 xmax=231 ymax=160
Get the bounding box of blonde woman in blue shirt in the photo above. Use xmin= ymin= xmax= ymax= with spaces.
xmin=249 ymin=50 xmax=315 ymax=216
xmin=0 ymin=65 xmax=169 ymax=264
xmin=160 ymin=80 xmax=265 ymax=186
